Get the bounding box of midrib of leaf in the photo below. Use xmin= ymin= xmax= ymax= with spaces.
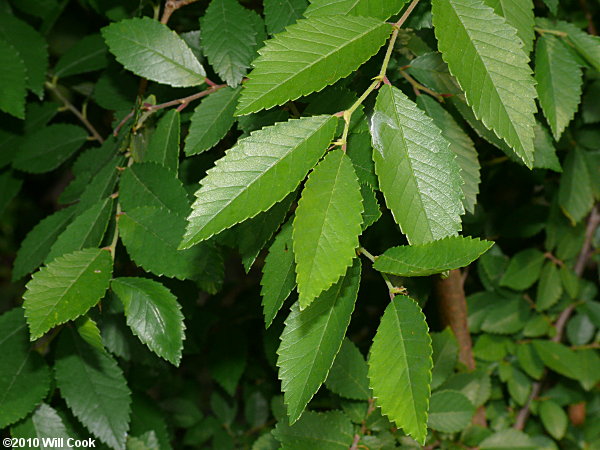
xmin=251 ymin=20 xmax=388 ymax=105
xmin=0 ymin=353 xmax=31 ymax=405
xmin=0 ymin=322 xmax=26 ymax=346
xmin=121 ymin=34 xmax=201 ymax=79
xmin=123 ymin=213 xmax=179 ymax=247
xmin=28 ymin=133 xmax=84 ymax=158
xmin=301 ymin=159 xmax=346 ymax=292
xmin=127 ymin=171 xmax=172 ymax=212
xmin=33 ymin=251 xmax=105 ymax=332
xmin=71 ymin=335 xmax=123 ymax=438
xmin=118 ymin=279 xmax=169 ymax=336
xmin=390 ymin=301 xmax=419 ymax=427
xmin=331 ymin=357 xmax=370 ymax=398
xmin=56 ymin=47 xmax=106 ymax=76
xmin=444 ymin=1 xmax=527 ymax=154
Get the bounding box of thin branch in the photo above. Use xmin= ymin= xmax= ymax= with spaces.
xmin=45 ymin=82 xmax=104 ymax=144
xmin=161 ymin=0 xmax=201 ymax=24
xmin=399 ymin=69 xmax=444 ymax=101
xmin=514 ymin=204 xmax=600 ymax=430
xmin=578 ymin=0 xmax=598 ymax=36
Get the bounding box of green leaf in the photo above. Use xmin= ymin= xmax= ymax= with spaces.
xmin=536 ymin=262 xmax=563 ymax=311
xmin=12 ymin=124 xmax=88 ymax=174
xmin=533 ymin=122 xmax=561 ymax=172
xmin=181 ymin=115 xmax=337 ymax=248
xmin=272 ymin=410 xmax=354 ymax=449
xmin=539 ymin=400 xmax=567 ymax=440
xmin=368 ymin=295 xmax=432 ymax=445
xmin=293 ymin=150 xmax=363 ymax=308
xmin=207 ymin=328 xmax=247 ymax=396
xmin=0 ymin=171 xmax=22 ymax=215
xmin=506 ymin=366 xmax=531 ymax=406
xmin=0 ymin=39 xmax=26 ymax=119
xmin=481 ymin=0 xmax=534 ymax=54
xmin=439 ymin=370 xmax=491 ymax=407
xmin=12 ymin=207 xmax=77 ymax=280
xmin=431 ymin=328 xmax=458 ymax=390
xmin=473 ymin=333 xmax=509 ymax=361
xmin=578 ymin=348 xmax=600 ymax=390
xmin=432 ymin=0 xmax=537 ymax=167
xmin=371 ymin=85 xmax=464 ymax=245
xmin=75 ymin=154 xmax=124 ymax=214
xmin=184 ymin=86 xmax=240 ymax=156
xmin=111 ymin=277 xmax=185 ymax=366
xmin=479 ymin=429 xmax=536 ymax=449
xmin=145 ymin=109 xmax=180 ymax=172
xmin=558 ymin=148 xmax=594 ymax=224
xmin=119 ymin=206 xmax=203 ymax=280
xmin=261 ymin=222 xmax=296 ymax=328
xmin=76 ymin=316 xmax=106 ymax=354
xmin=277 ymin=260 xmax=361 ymax=423
xmin=11 ymin=403 xmax=72 ymax=444
xmin=481 ymin=295 xmax=531 ymax=334
xmin=119 ymin=162 xmax=190 ymax=217
xmin=264 ymin=0 xmax=308 ymax=34
xmin=23 ymin=248 xmax=113 ymax=340
xmin=533 ymin=340 xmax=581 ymax=381
xmin=0 ymin=14 xmax=48 ymax=97
xmin=417 ymin=95 xmax=480 ymax=213
xmin=304 ymin=0 xmax=408 ymax=20
xmin=360 ymin=184 xmax=381 ymax=230
xmin=55 ymin=329 xmax=131 ymax=450
xmin=567 ymin=314 xmax=595 ymax=346
xmin=102 ymin=17 xmax=205 ymax=87
xmin=0 ymin=309 xmax=50 ymax=429
xmin=236 ymin=16 xmax=392 ymax=115
xmin=535 ymin=34 xmax=583 ymax=141
xmin=46 ymin=197 xmax=114 ymax=263
xmin=200 ymin=0 xmax=260 ymax=86
xmin=427 ymin=390 xmax=474 ymax=433
xmin=516 ymin=343 xmax=544 ymax=380
xmin=325 ymin=338 xmax=370 ymax=400
xmin=499 ymin=249 xmax=545 ymax=290
xmin=408 ymin=52 xmax=462 ymax=96
xmin=374 ymin=236 xmax=493 ymax=277
xmin=53 ymin=34 xmax=108 ymax=78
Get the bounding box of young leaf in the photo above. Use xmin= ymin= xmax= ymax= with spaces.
xmin=53 ymin=34 xmax=108 ymax=78
xmin=45 ymin=197 xmax=114 ymax=263
xmin=272 ymin=410 xmax=354 ymax=449
xmin=293 ymin=150 xmax=363 ymax=309
xmin=0 ymin=39 xmax=26 ymax=119
xmin=0 ymin=14 xmax=48 ymax=97
xmin=145 ymin=109 xmax=180 ymax=172
xmin=536 ymin=262 xmax=563 ymax=311
xmin=12 ymin=206 xmax=76 ymax=281
xmin=558 ymin=148 xmax=594 ymax=224
xmin=184 ymin=86 xmax=241 ymax=156
xmin=200 ymin=0 xmax=260 ymax=86
xmin=181 ymin=115 xmax=337 ymax=248
xmin=10 ymin=404 xmax=72 ymax=444
xmin=427 ymin=390 xmax=475 ymax=433
xmin=481 ymin=0 xmax=534 ymax=55
xmin=499 ymin=249 xmax=545 ymax=290
xmin=304 ymin=0 xmax=408 ymax=20
xmin=264 ymin=0 xmax=307 ymax=34
xmin=432 ymin=0 xmax=537 ymax=167
xmin=76 ymin=316 xmax=106 ymax=354
xmin=417 ymin=95 xmax=480 ymax=213
xmin=111 ymin=277 xmax=185 ymax=366
xmin=119 ymin=162 xmax=190 ymax=217
xmin=325 ymin=338 xmax=370 ymax=400
xmin=277 ymin=260 xmax=361 ymax=424
xmin=12 ymin=124 xmax=88 ymax=174
xmin=0 ymin=309 xmax=50 ymax=429
xmin=236 ymin=16 xmax=392 ymax=115
xmin=55 ymin=329 xmax=131 ymax=450
xmin=119 ymin=206 xmax=203 ymax=280
xmin=373 ymin=236 xmax=493 ymax=277
xmin=535 ymin=34 xmax=583 ymax=141
xmin=371 ymin=85 xmax=464 ymax=245
xmin=369 ymin=296 xmax=432 ymax=444
xmin=23 ymin=248 xmax=113 ymax=340
xmin=261 ymin=222 xmax=296 ymax=328
xmin=102 ymin=17 xmax=205 ymax=87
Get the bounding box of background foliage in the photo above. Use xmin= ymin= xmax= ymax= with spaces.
xmin=1 ymin=0 xmax=599 ymax=448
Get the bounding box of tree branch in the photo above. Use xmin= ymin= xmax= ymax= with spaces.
xmin=161 ymin=0 xmax=201 ymax=24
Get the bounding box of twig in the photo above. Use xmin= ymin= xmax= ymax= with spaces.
xmin=45 ymin=82 xmax=104 ymax=144
xmin=399 ymin=69 xmax=444 ymax=101
xmin=160 ymin=0 xmax=201 ymax=24
xmin=578 ymin=0 xmax=598 ymax=36
xmin=514 ymin=204 xmax=600 ymax=430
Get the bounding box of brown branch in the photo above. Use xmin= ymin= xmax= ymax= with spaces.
xmin=161 ymin=0 xmax=201 ymax=24
xmin=514 ymin=204 xmax=600 ymax=430
xmin=579 ymin=0 xmax=598 ymax=36
xmin=45 ymin=82 xmax=104 ymax=144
